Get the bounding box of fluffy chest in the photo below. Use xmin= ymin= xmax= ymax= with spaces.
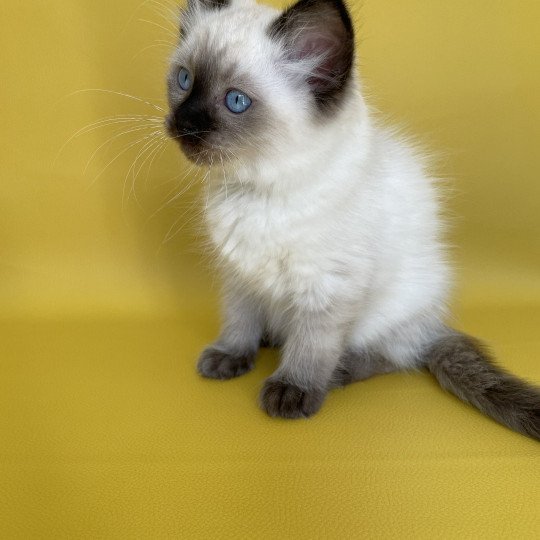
xmin=206 ymin=189 xmax=334 ymax=299
xmin=208 ymin=193 xmax=292 ymax=282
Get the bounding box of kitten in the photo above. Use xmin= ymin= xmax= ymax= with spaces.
xmin=165 ymin=0 xmax=540 ymax=440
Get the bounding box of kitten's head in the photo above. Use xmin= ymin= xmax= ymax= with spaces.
xmin=165 ymin=0 xmax=355 ymax=163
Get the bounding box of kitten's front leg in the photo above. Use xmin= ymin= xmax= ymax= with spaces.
xmin=260 ymin=308 xmax=344 ymax=419
xmin=197 ymin=282 xmax=263 ymax=380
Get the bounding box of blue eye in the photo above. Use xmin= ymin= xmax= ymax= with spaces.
xmin=225 ymin=90 xmax=252 ymax=113
xmin=178 ymin=67 xmax=192 ymax=91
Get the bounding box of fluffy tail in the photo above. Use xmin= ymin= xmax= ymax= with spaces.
xmin=425 ymin=330 xmax=540 ymax=441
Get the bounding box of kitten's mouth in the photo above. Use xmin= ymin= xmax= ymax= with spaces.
xmin=165 ymin=116 xmax=215 ymax=165
xmin=177 ymin=138 xmax=216 ymax=165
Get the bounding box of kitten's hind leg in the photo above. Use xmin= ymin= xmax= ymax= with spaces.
xmin=331 ymin=348 xmax=401 ymax=387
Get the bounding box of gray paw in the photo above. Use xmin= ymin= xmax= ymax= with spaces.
xmin=259 ymin=379 xmax=326 ymax=419
xmin=197 ymin=347 xmax=255 ymax=380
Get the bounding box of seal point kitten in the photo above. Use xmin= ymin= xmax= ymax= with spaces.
xmin=165 ymin=0 xmax=540 ymax=440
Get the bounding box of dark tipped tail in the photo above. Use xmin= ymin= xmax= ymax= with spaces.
xmin=425 ymin=330 xmax=540 ymax=441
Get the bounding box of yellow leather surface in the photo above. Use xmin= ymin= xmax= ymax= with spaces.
xmin=1 ymin=1 xmax=539 ymax=537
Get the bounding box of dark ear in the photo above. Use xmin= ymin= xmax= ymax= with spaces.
xmin=187 ymin=0 xmax=230 ymax=11
xmin=269 ymin=0 xmax=355 ymax=111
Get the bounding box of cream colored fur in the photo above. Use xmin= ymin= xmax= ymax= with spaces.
xmin=174 ymin=0 xmax=450 ymax=395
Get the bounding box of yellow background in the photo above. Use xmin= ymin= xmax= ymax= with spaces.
xmin=1 ymin=0 xmax=539 ymax=537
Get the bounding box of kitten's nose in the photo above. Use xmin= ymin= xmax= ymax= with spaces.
xmin=174 ymin=120 xmax=204 ymax=148
xmin=177 ymin=120 xmax=198 ymax=136
xmin=172 ymin=100 xmax=215 ymax=143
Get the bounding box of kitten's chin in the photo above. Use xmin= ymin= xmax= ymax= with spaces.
xmin=165 ymin=123 xmax=215 ymax=165
xmin=177 ymin=139 xmax=224 ymax=166
xmin=178 ymin=138 xmax=201 ymax=161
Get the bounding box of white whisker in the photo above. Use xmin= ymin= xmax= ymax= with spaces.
xmin=62 ymin=88 xmax=165 ymax=112
xmin=84 ymin=124 xmax=162 ymax=175
xmin=144 ymin=137 xmax=169 ymax=189
xmin=90 ymin=131 xmax=161 ymax=190
xmin=55 ymin=115 xmax=162 ymax=165
xmin=138 ymin=18 xmax=178 ymax=39
xmin=123 ymin=132 xmax=164 ymax=208
xmin=130 ymin=41 xmax=174 ymax=63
